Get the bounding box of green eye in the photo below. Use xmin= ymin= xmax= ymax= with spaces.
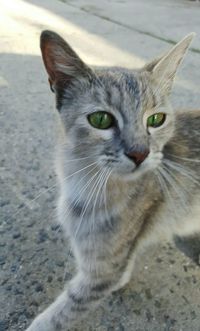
xmin=88 ymin=111 xmax=114 ymax=130
xmin=147 ymin=113 xmax=166 ymax=128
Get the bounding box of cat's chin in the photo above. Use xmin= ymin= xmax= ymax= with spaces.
xmin=109 ymin=151 xmax=163 ymax=181
xmin=121 ymin=172 xmax=143 ymax=182
xmin=111 ymin=165 xmax=147 ymax=182
xmin=120 ymin=167 xmax=149 ymax=182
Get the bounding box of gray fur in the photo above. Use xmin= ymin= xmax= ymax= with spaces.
xmin=26 ymin=31 xmax=199 ymax=331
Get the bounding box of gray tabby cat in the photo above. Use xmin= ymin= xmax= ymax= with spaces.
xmin=26 ymin=31 xmax=200 ymax=331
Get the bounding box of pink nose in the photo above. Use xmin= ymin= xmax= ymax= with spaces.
xmin=125 ymin=149 xmax=149 ymax=166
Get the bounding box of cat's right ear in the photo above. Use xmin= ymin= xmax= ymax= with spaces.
xmin=40 ymin=30 xmax=93 ymax=92
xmin=143 ymin=33 xmax=195 ymax=96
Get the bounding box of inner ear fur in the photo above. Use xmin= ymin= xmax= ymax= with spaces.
xmin=40 ymin=30 xmax=93 ymax=91
xmin=143 ymin=33 xmax=195 ymax=95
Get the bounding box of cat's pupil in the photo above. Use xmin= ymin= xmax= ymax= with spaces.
xmin=98 ymin=114 xmax=104 ymax=124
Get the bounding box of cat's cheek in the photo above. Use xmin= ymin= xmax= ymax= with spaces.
xmin=147 ymin=116 xmax=175 ymax=139
xmin=149 ymin=124 xmax=175 ymax=154
xmin=144 ymin=152 xmax=163 ymax=170
xmin=89 ymin=127 xmax=113 ymax=141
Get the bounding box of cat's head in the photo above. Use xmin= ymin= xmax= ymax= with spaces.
xmin=40 ymin=31 xmax=194 ymax=180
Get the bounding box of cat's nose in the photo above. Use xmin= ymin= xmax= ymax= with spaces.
xmin=125 ymin=148 xmax=150 ymax=166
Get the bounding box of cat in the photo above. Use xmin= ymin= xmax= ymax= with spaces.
xmin=26 ymin=30 xmax=200 ymax=331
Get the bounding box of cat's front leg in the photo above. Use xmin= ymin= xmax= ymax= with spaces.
xmin=26 ymin=271 xmax=115 ymax=331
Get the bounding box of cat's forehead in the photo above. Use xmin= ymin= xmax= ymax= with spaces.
xmin=92 ymin=69 xmax=156 ymax=115
xmin=60 ymin=68 xmax=156 ymax=119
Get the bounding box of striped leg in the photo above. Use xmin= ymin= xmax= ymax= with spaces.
xmin=26 ymin=271 xmax=115 ymax=331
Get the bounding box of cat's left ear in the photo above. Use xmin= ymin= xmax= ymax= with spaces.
xmin=40 ymin=30 xmax=93 ymax=92
xmin=144 ymin=33 xmax=195 ymax=95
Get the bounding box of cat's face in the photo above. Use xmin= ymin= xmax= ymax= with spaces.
xmin=58 ymin=70 xmax=175 ymax=180
xmin=40 ymin=31 xmax=194 ymax=180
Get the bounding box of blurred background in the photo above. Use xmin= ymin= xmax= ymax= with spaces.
xmin=0 ymin=0 xmax=200 ymax=330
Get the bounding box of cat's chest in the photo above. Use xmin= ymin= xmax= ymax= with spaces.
xmin=61 ymin=177 xmax=156 ymax=236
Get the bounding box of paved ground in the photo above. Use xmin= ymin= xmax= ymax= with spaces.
xmin=0 ymin=0 xmax=200 ymax=330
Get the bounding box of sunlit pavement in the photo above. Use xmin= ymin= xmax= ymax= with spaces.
xmin=0 ymin=0 xmax=200 ymax=330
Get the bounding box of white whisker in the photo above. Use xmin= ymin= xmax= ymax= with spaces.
xmin=63 ymin=156 xmax=96 ymax=163
xmin=103 ymin=169 xmax=112 ymax=221
xmin=8 ymin=161 xmax=99 ymax=225
xmin=161 ymin=165 xmax=189 ymax=212
xmin=164 ymin=159 xmax=199 ymax=185
xmin=90 ymin=168 xmax=109 ymax=276
xmin=166 ymin=153 xmax=200 ymax=163
xmin=62 ymin=167 xmax=103 ymax=269
xmin=156 ymin=167 xmax=178 ymax=217
xmin=73 ymin=168 xmax=104 ymax=240
xmin=57 ymin=166 xmax=101 ymax=232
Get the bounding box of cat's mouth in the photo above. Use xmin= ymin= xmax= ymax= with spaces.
xmin=101 ymin=151 xmax=163 ymax=179
xmin=132 ymin=151 xmax=163 ymax=173
xmin=108 ymin=151 xmax=163 ymax=179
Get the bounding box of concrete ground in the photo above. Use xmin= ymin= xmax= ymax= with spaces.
xmin=0 ymin=0 xmax=200 ymax=330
